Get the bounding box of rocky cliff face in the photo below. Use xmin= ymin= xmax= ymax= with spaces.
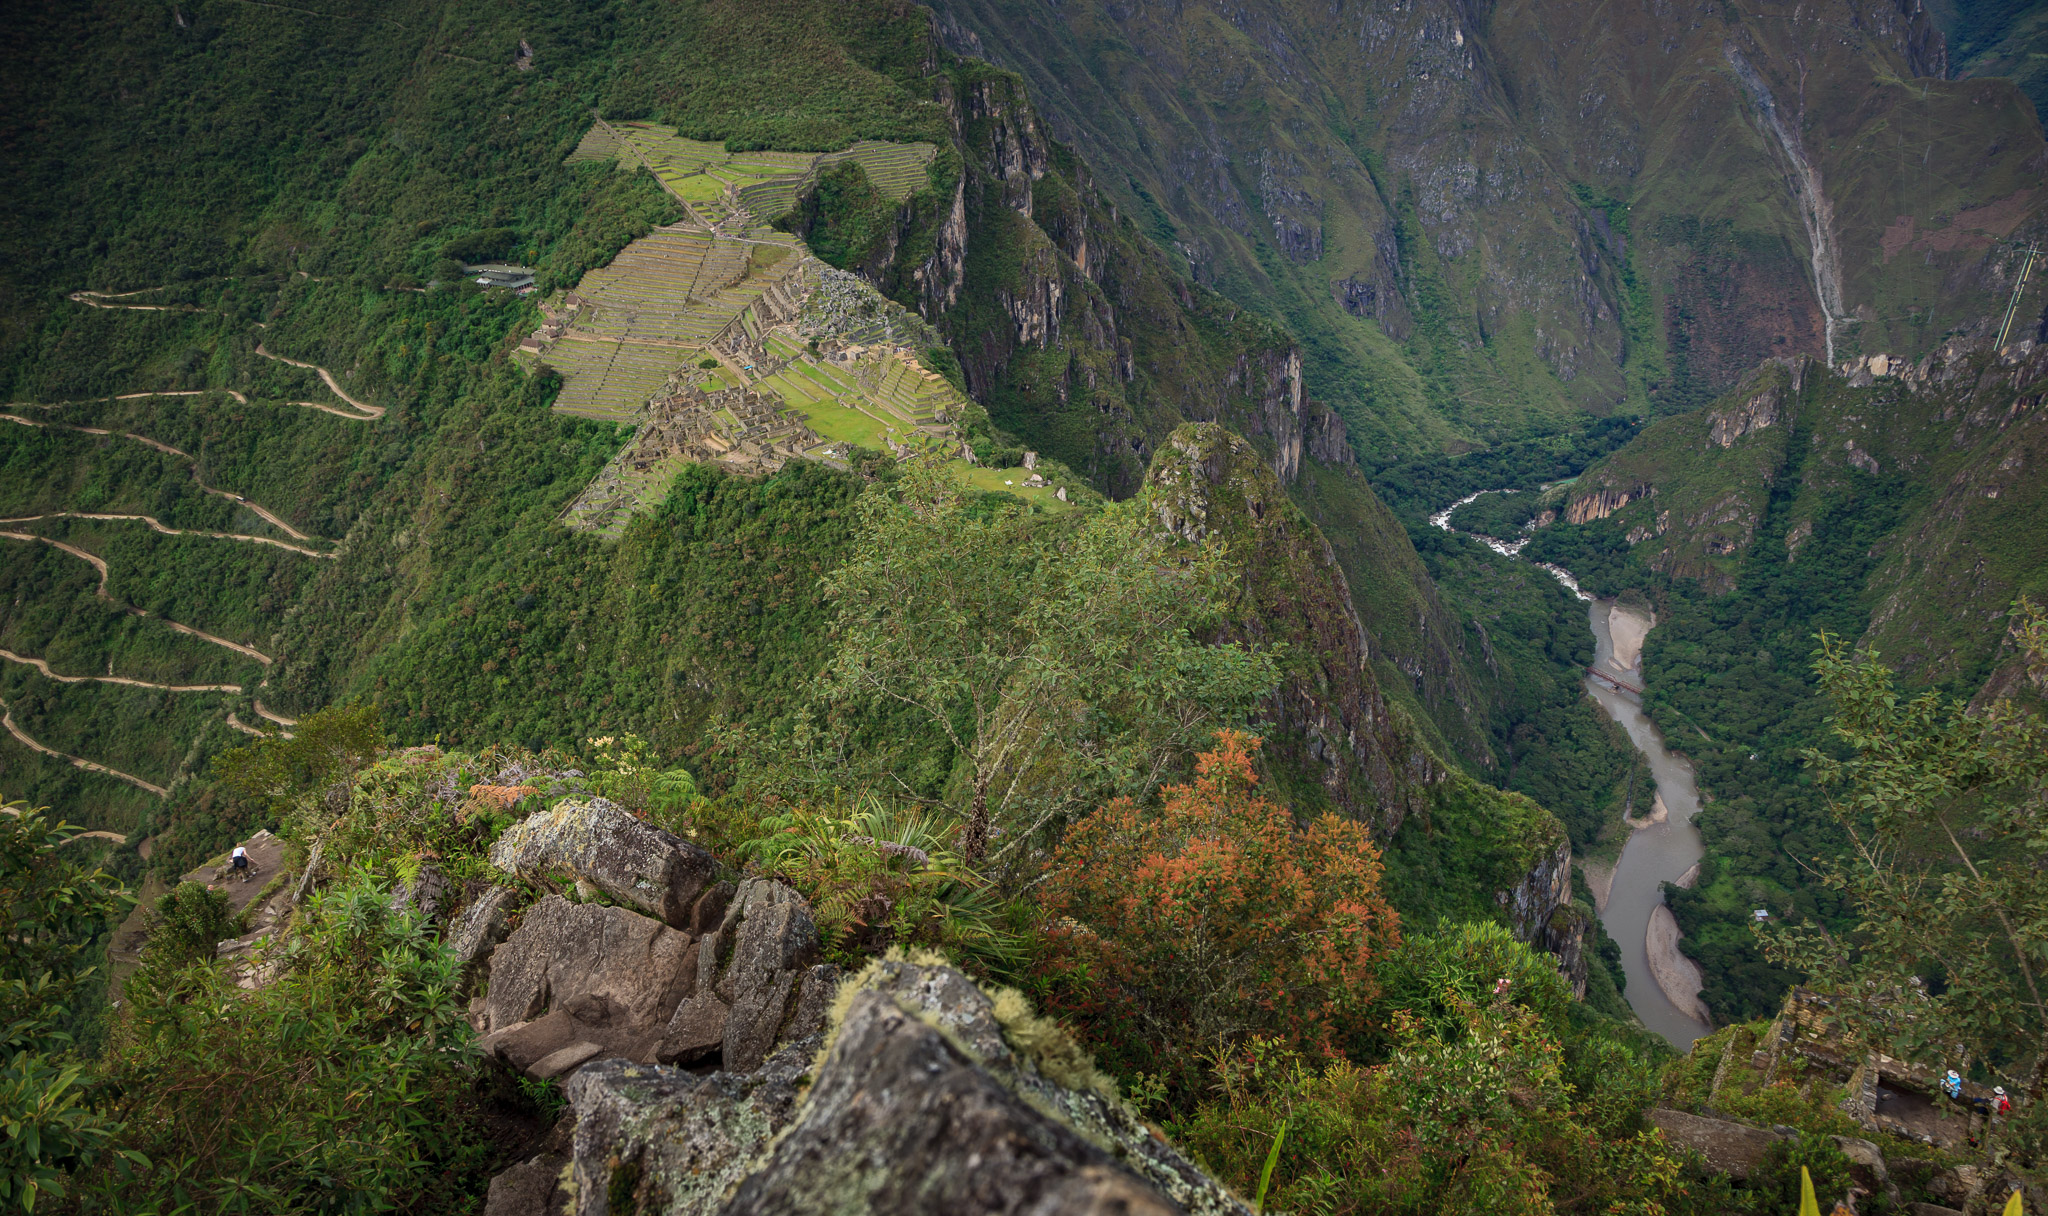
xmin=1145 ymin=423 xmax=1445 ymax=834
xmin=929 ymin=0 xmax=2048 ymax=450
xmin=1500 ymin=834 xmax=1588 ymax=999
xmin=1553 ymin=341 xmax=2048 ymax=679
xmin=853 ymin=59 xmax=1354 ymax=499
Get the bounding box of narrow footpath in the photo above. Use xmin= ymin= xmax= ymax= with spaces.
xmin=0 ymin=529 xmax=275 ymax=664
xmin=254 ymin=345 xmax=385 ymax=418
xmin=0 ymin=648 xmax=242 ymax=693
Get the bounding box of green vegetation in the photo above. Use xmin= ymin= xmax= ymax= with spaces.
xmin=814 ymin=458 xmax=1277 ymax=860
xmin=1168 ymin=922 xmax=1687 ymax=1216
xmin=0 ymin=805 xmax=134 ymax=1214
xmin=1764 ymin=608 xmax=2048 ymax=1119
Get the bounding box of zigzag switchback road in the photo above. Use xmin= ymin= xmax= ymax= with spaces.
xmin=0 ymin=411 xmax=319 ymax=540
xmin=0 ymin=529 xmax=276 ymax=665
xmin=0 ymin=695 xmax=168 ymax=797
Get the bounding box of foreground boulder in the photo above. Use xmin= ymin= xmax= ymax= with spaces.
xmin=474 ymin=879 xmax=836 ymax=1083
xmin=489 ymin=798 xmax=719 ymax=928
xmin=477 ymin=896 xmax=699 ymax=1074
xmin=1646 ymin=1108 xmax=1785 ymax=1180
xmin=676 ymin=877 xmax=833 ymax=1072
xmin=551 ymin=955 xmax=1246 ymax=1216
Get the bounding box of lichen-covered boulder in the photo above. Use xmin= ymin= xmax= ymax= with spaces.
xmin=489 ymin=798 xmax=718 ymax=929
xmin=724 ymin=986 xmax=1179 ymax=1214
xmin=567 ymin=1040 xmax=818 ymax=1216
xmin=477 ymin=895 xmax=696 ymax=1039
xmin=712 ymin=879 xmax=822 ymax=1072
xmin=1645 ymin=1108 xmax=1784 ymax=1180
xmin=448 ymin=884 xmax=520 ymax=990
xmin=548 ymin=955 xmax=1247 ymax=1216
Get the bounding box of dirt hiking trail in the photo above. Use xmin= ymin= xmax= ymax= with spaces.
xmin=0 ymin=648 xmax=242 ymax=693
xmin=0 ymin=529 xmax=275 ymax=664
xmin=2 ymin=411 xmax=317 ymax=540
xmin=0 ymin=695 xmax=168 ymax=797
xmin=255 ymin=345 xmax=384 ymax=418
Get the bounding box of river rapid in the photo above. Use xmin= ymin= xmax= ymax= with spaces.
xmin=1431 ymin=492 xmax=1713 ymax=1048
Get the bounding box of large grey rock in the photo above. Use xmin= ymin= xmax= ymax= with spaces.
xmin=722 ymin=987 xmax=1178 ymax=1214
xmin=477 ymin=895 xmax=695 ymax=1038
xmin=482 ymin=991 xmax=676 ymax=1080
xmin=484 ymin=1154 xmax=569 ymax=1216
xmin=713 ymin=879 xmax=821 ymax=1073
xmin=489 ymin=798 xmax=718 ymax=929
xmin=567 ymin=1041 xmax=817 ymax=1216
xmin=855 ymin=957 xmax=1241 ymax=1216
xmin=1832 ymin=1135 xmax=1896 ymax=1204
xmin=448 ymin=885 xmax=520 ymax=987
xmin=544 ymin=958 xmax=1245 ymax=1216
xmin=655 ymin=992 xmax=729 ymax=1066
xmin=1646 ymin=1108 xmax=1784 ymax=1180
xmin=784 ymin=963 xmax=840 ymax=1042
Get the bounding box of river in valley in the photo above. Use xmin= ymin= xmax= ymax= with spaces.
xmin=1583 ymin=600 xmax=1713 ymax=1048
xmin=1431 ymin=492 xmax=1713 ymax=1048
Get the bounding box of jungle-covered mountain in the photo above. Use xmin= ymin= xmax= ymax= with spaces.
xmin=0 ymin=0 xmax=1623 ymax=950
xmin=928 ymin=0 xmax=2046 ymax=454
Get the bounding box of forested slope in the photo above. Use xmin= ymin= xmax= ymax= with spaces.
xmin=0 ymin=0 xmax=1606 ymax=953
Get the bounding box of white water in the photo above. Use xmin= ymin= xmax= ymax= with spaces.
xmin=1432 ymin=492 xmax=1711 ymax=1046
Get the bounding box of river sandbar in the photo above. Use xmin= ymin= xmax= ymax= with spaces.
xmin=1647 ymin=904 xmax=1712 ymax=1024
xmin=1606 ymin=602 xmax=1654 ymax=671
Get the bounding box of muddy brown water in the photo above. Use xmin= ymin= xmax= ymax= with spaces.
xmin=1587 ymin=600 xmax=1712 ymax=1048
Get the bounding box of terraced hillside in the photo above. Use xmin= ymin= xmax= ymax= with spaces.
xmin=532 ymin=121 xmax=992 ymax=534
xmin=594 ymin=120 xmax=938 ymax=232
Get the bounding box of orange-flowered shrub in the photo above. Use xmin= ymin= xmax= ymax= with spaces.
xmin=1042 ymin=731 xmax=1400 ymax=1092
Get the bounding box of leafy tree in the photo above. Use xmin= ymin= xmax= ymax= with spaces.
xmin=0 ymin=804 xmax=136 ymax=1213
xmin=146 ymin=881 xmax=239 ymax=971
xmin=821 ymin=459 xmax=1276 ymax=862
xmin=1042 ymin=732 xmax=1400 ymax=1093
xmin=213 ymin=703 xmax=384 ymax=811
xmin=1170 ymin=925 xmax=1690 ymax=1216
xmin=1761 ymin=601 xmax=2048 ymax=1123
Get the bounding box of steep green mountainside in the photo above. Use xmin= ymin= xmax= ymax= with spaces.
xmin=1931 ymin=0 xmax=2048 ymax=118
xmin=1523 ymin=341 xmax=2048 ymax=1018
xmin=928 ymin=0 xmax=2048 ymax=460
xmin=0 ymin=0 xmax=1604 ymax=961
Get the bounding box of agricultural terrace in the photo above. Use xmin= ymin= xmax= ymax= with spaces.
xmin=575 ymin=120 xmax=937 ymax=232
xmin=537 ymin=128 xmax=1061 ymax=534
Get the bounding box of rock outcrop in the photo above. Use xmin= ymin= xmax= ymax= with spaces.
xmin=542 ymin=956 xmax=1247 ymax=1216
xmin=470 ymin=871 xmax=838 ymax=1088
xmin=666 ymin=877 xmax=833 ymax=1072
xmin=448 ymin=883 xmax=519 ymax=989
xmin=476 ymin=896 xmax=700 ymax=1075
xmin=1499 ymin=834 xmax=1588 ymax=999
xmin=1645 ymin=1108 xmax=1786 ymax=1179
xmin=489 ymin=798 xmax=719 ymax=929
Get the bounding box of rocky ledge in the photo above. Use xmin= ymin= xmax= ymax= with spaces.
xmin=466 ymin=799 xmax=1245 ymax=1215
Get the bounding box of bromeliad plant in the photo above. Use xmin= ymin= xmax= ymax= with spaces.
xmin=734 ymin=794 xmax=1021 ymax=970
